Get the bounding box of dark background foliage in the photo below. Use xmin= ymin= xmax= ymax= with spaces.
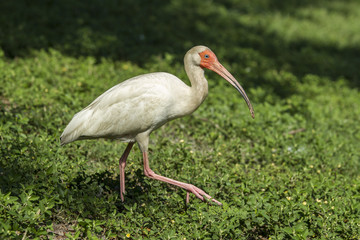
xmin=1 ymin=0 xmax=359 ymax=239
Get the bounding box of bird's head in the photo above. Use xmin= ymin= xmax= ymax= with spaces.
xmin=188 ymin=46 xmax=255 ymax=119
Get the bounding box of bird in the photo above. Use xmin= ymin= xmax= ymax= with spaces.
xmin=60 ymin=45 xmax=254 ymax=205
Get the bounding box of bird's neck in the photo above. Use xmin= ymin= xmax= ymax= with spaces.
xmin=184 ymin=60 xmax=209 ymax=109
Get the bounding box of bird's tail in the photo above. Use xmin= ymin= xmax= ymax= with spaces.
xmin=60 ymin=109 xmax=92 ymax=146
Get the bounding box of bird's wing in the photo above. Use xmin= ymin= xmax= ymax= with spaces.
xmin=60 ymin=72 xmax=189 ymax=145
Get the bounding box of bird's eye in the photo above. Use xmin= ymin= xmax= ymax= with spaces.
xmin=204 ymin=54 xmax=210 ymax=59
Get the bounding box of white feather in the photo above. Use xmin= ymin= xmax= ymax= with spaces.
xmin=60 ymin=72 xmax=193 ymax=145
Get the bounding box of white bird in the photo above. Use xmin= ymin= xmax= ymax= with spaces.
xmin=60 ymin=46 xmax=254 ymax=205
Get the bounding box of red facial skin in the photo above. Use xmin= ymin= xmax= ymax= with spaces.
xmin=198 ymin=49 xmax=255 ymax=119
xmin=199 ymin=49 xmax=218 ymax=69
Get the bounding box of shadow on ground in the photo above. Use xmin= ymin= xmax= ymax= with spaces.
xmin=1 ymin=0 xmax=359 ymax=86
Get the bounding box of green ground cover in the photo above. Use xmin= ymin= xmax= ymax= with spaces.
xmin=1 ymin=0 xmax=359 ymax=239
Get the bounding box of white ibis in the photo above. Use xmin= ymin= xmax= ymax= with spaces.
xmin=60 ymin=46 xmax=254 ymax=205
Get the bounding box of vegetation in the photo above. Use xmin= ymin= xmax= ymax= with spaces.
xmin=1 ymin=0 xmax=359 ymax=239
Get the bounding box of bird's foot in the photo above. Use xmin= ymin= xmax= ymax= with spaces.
xmin=186 ymin=184 xmax=222 ymax=206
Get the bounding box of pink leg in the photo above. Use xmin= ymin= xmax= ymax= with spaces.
xmin=119 ymin=142 xmax=134 ymax=202
xmin=142 ymin=151 xmax=222 ymax=205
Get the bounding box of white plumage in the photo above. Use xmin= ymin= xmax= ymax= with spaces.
xmin=60 ymin=72 xmax=194 ymax=145
xmin=61 ymin=46 xmax=254 ymax=205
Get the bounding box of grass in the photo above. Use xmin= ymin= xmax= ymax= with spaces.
xmin=1 ymin=0 xmax=360 ymax=239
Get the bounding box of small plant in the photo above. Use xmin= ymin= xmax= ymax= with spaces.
xmin=1 ymin=0 xmax=360 ymax=239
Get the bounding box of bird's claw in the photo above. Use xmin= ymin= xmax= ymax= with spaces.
xmin=186 ymin=185 xmax=222 ymax=206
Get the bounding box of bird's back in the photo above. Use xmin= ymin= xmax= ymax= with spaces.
xmin=60 ymin=72 xmax=191 ymax=145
